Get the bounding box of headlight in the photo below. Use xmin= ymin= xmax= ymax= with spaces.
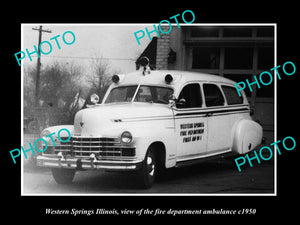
xmin=40 ymin=129 xmax=55 ymax=143
xmin=39 ymin=130 xmax=55 ymax=153
xmin=121 ymin=131 xmax=133 ymax=144
xmin=41 ymin=129 xmax=51 ymax=140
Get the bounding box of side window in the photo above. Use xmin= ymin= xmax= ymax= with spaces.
xmin=203 ymin=83 xmax=225 ymax=107
xmin=221 ymin=85 xmax=244 ymax=105
xmin=177 ymin=83 xmax=202 ymax=109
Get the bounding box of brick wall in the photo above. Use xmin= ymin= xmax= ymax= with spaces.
xmin=156 ymin=26 xmax=171 ymax=70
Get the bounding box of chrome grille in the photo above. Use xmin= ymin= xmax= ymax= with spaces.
xmin=53 ymin=136 xmax=136 ymax=160
xmin=73 ymin=136 xmax=119 ymax=157
xmin=54 ymin=136 xmax=72 ymax=154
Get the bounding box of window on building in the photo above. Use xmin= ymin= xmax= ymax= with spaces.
xmin=258 ymin=47 xmax=274 ymax=70
xmin=223 ymin=74 xmax=253 ymax=97
xmin=221 ymin=85 xmax=244 ymax=105
xmin=192 ymin=47 xmax=220 ymax=69
xmin=257 ymin=26 xmax=274 ymax=37
xmin=224 ymin=47 xmax=253 ymax=69
xmin=223 ymin=27 xmax=253 ymax=37
xmin=255 ymin=71 xmax=274 ymax=98
xmin=190 ymin=27 xmax=219 ymax=37
xmin=177 ymin=83 xmax=202 ymax=108
xmin=203 ymin=83 xmax=225 ymax=107
xmin=256 ymin=82 xmax=274 ymax=98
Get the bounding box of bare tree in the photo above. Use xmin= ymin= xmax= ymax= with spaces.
xmin=23 ymin=64 xmax=36 ymax=108
xmin=87 ymin=55 xmax=112 ymax=102
xmin=24 ymin=61 xmax=84 ymax=132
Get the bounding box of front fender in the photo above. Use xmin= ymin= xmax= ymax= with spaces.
xmin=130 ymin=127 xmax=176 ymax=168
xmin=102 ymin=125 xmax=176 ymax=167
xmin=41 ymin=125 xmax=74 ymax=137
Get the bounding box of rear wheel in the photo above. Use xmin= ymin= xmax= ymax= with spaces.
xmin=138 ymin=148 xmax=157 ymax=189
xmin=51 ymin=168 xmax=76 ymax=184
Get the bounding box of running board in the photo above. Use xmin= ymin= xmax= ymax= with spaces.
xmin=175 ymin=150 xmax=236 ymax=168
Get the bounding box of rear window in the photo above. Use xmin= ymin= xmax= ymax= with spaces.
xmin=221 ymin=85 xmax=244 ymax=105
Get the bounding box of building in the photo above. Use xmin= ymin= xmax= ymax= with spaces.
xmin=136 ymin=25 xmax=275 ymax=142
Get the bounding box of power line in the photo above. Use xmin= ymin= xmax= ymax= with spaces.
xmin=32 ymin=26 xmax=52 ymax=33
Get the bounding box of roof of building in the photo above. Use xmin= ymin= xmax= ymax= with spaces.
xmin=135 ymin=37 xmax=157 ymax=70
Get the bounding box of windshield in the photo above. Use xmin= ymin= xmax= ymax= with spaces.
xmin=105 ymin=85 xmax=173 ymax=104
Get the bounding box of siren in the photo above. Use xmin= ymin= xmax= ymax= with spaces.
xmin=112 ymin=74 xmax=120 ymax=83
xmin=165 ymin=74 xmax=173 ymax=84
xmin=139 ymin=56 xmax=151 ymax=75
xmin=139 ymin=56 xmax=150 ymax=67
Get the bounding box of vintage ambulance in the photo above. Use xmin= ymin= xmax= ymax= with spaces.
xmin=37 ymin=59 xmax=263 ymax=188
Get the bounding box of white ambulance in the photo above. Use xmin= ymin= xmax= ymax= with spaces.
xmin=37 ymin=59 xmax=263 ymax=188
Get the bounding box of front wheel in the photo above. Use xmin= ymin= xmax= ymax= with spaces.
xmin=51 ymin=168 xmax=76 ymax=184
xmin=138 ymin=148 xmax=157 ymax=189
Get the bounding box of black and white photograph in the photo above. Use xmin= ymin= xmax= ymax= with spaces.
xmin=21 ymin=24 xmax=276 ymax=195
xmin=4 ymin=5 xmax=298 ymax=221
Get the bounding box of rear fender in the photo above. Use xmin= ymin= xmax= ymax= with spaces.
xmin=232 ymin=119 xmax=263 ymax=154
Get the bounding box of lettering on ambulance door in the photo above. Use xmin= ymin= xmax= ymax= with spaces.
xmin=174 ymin=83 xmax=208 ymax=161
xmin=203 ymin=83 xmax=231 ymax=153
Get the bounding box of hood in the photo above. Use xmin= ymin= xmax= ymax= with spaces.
xmin=74 ymin=103 xmax=173 ymax=136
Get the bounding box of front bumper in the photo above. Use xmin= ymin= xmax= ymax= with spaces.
xmin=36 ymin=154 xmax=143 ymax=171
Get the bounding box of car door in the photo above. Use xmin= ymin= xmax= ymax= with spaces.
xmin=173 ymin=82 xmax=208 ymax=161
xmin=202 ymin=83 xmax=231 ymax=153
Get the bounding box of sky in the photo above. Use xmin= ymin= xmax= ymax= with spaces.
xmin=21 ymin=24 xmax=156 ymax=74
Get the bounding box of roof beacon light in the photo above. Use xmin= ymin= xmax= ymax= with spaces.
xmin=139 ymin=56 xmax=151 ymax=75
xmin=112 ymin=74 xmax=120 ymax=83
xmin=165 ymin=74 xmax=173 ymax=84
xmin=140 ymin=56 xmax=149 ymax=67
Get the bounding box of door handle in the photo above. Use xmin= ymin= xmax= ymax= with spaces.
xmin=205 ymin=112 xmax=213 ymax=117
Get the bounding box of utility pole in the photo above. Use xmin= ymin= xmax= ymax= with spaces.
xmin=32 ymin=26 xmax=51 ymax=106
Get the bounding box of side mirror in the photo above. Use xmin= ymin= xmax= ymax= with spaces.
xmin=175 ymin=98 xmax=186 ymax=108
xmin=168 ymin=95 xmax=186 ymax=108
xmin=168 ymin=94 xmax=176 ymax=107
xmin=177 ymin=98 xmax=186 ymax=105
